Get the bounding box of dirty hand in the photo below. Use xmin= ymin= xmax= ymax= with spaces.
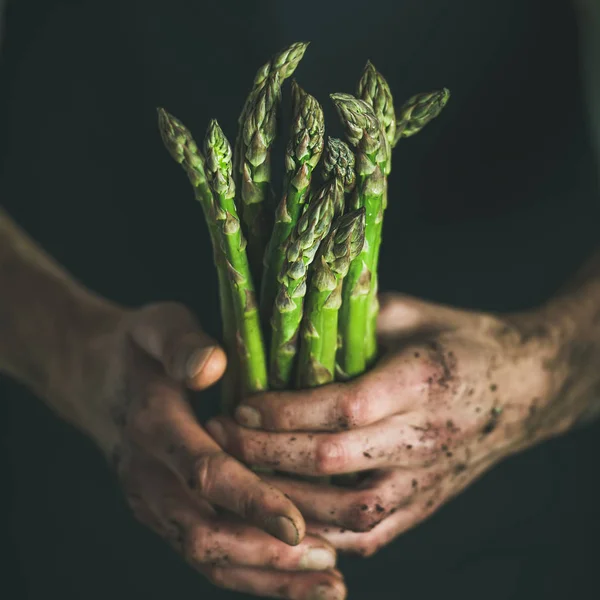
xmin=65 ymin=301 xmax=345 ymax=600
xmin=206 ymin=293 xmax=563 ymax=557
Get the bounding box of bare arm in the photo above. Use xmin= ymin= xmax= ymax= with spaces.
xmin=0 ymin=207 xmax=119 ymax=412
xmin=523 ymin=248 xmax=600 ymax=430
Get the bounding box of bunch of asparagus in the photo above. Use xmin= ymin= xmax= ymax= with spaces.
xmin=158 ymin=42 xmax=449 ymax=410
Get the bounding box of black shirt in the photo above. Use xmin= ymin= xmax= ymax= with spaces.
xmin=1 ymin=1 xmax=599 ymax=599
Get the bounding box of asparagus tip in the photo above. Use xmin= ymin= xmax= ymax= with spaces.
xmin=204 ymin=119 xmax=234 ymax=197
xmin=322 ymin=137 xmax=356 ymax=193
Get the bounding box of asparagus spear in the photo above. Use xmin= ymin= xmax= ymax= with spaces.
xmin=248 ymin=42 xmax=310 ymax=104
xmin=297 ymin=209 xmax=366 ymax=388
xmin=261 ymin=83 xmax=325 ymax=334
xmin=362 ymin=87 xmax=451 ymax=365
xmin=236 ymin=72 xmax=282 ymax=284
xmin=234 ymin=42 xmax=310 ymax=283
xmin=357 ymin=61 xmax=396 ymax=366
xmin=331 ymin=93 xmax=388 ymax=379
xmin=269 ymin=181 xmax=336 ymax=389
xmin=157 ymin=108 xmax=240 ymax=406
xmin=322 ymin=137 xmax=356 ymax=217
xmin=392 ymin=88 xmax=450 ymax=146
xmin=290 ymin=77 xmax=305 ymax=116
xmin=357 ymin=60 xmax=396 ymax=175
xmin=234 ymin=42 xmax=310 ymax=161
xmin=203 ymin=119 xmax=268 ymax=394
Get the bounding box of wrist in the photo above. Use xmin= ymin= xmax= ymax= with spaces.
xmin=46 ymin=287 xmax=125 ymax=422
xmin=507 ymin=298 xmax=600 ymax=439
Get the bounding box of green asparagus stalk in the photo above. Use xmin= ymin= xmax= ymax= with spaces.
xmin=357 ymin=61 xmax=396 ymax=366
xmin=331 ymin=93 xmax=388 ymax=379
xmin=392 ymin=88 xmax=450 ymax=146
xmin=234 ymin=42 xmax=310 ymax=163
xmin=269 ymin=181 xmax=336 ymax=389
xmin=322 ymin=137 xmax=356 ymax=216
xmin=261 ymin=82 xmax=325 ymax=335
xmin=236 ymin=72 xmax=282 ymax=284
xmin=233 ymin=42 xmax=310 ymax=283
xmin=290 ymin=77 xmax=305 ymax=116
xmin=297 ymin=208 xmax=366 ymax=388
xmin=157 ymin=108 xmax=240 ymax=408
xmin=203 ymin=119 xmax=268 ymax=394
xmin=357 ymin=61 xmax=396 ymax=175
xmin=363 ymin=87 xmax=451 ymax=365
xmin=249 ymin=42 xmax=310 ymax=104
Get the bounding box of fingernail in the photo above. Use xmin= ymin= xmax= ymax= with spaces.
xmin=235 ymin=405 xmax=262 ymax=429
xmin=300 ymin=548 xmax=336 ymax=571
xmin=205 ymin=420 xmax=227 ymax=447
xmin=266 ymin=515 xmax=300 ymax=546
xmin=308 ymin=585 xmax=342 ymax=600
xmin=186 ymin=346 xmax=216 ymax=379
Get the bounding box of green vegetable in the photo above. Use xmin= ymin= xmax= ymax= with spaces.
xmin=322 ymin=136 xmax=356 ymax=216
xmin=261 ymin=82 xmax=325 ymax=335
xmin=330 ymin=93 xmax=388 ymax=379
xmin=234 ymin=43 xmax=310 ymax=283
xmin=269 ymin=181 xmax=336 ymax=389
xmin=203 ymin=119 xmax=268 ymax=394
xmin=157 ymin=108 xmax=240 ymax=405
xmin=298 ymin=209 xmax=366 ymax=388
xmin=393 ymin=88 xmax=450 ymax=146
xmin=357 ymin=61 xmax=395 ymax=365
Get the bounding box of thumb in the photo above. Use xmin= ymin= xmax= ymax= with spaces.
xmin=377 ymin=292 xmax=475 ymax=339
xmin=128 ymin=302 xmax=227 ymax=391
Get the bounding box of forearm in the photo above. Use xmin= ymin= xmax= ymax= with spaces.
xmin=520 ymin=248 xmax=600 ymax=434
xmin=520 ymin=2 xmax=600 ymax=433
xmin=0 ymin=207 xmax=121 ymax=410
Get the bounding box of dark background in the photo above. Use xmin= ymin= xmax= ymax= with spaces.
xmin=1 ymin=0 xmax=599 ymax=598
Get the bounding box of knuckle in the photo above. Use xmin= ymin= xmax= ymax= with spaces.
xmin=345 ymin=494 xmax=386 ymax=532
xmin=315 ymin=437 xmax=348 ymax=475
xmin=337 ymin=386 xmax=370 ymax=428
xmin=382 ymin=294 xmax=424 ymax=328
xmin=188 ymin=451 xmax=230 ymax=496
xmin=239 ymin=483 xmax=270 ymax=523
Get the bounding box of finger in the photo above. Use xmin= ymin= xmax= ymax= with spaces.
xmin=261 ymin=469 xmax=441 ymax=533
xmin=376 ymin=292 xmax=475 ymax=339
xmin=130 ymin=301 xmax=227 ymax=390
xmin=307 ymin=510 xmax=417 ymax=557
xmin=164 ymin=510 xmax=337 ymax=572
xmin=233 ymin=352 xmax=431 ymax=432
xmin=128 ymin=367 xmax=305 ymax=545
xmin=207 ymin=414 xmax=435 ymax=476
xmin=121 ymin=454 xmax=335 ymax=571
xmin=127 ymin=460 xmax=336 ymax=570
xmin=201 ymin=565 xmax=346 ymax=600
xmin=306 ymin=490 xmax=441 ymax=557
xmin=307 ymin=460 xmax=498 ymax=556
